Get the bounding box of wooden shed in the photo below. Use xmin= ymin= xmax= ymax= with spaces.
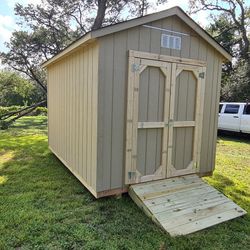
xmin=42 ymin=6 xmax=232 ymax=198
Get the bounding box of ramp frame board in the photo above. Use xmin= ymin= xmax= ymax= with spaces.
xmin=129 ymin=174 xmax=246 ymax=236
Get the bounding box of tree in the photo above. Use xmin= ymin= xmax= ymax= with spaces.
xmin=189 ymin=0 xmax=250 ymax=101
xmin=1 ymin=0 xmax=159 ymax=92
xmin=1 ymin=0 xmax=168 ymax=128
xmin=189 ymin=0 xmax=250 ymax=60
xmin=0 ymin=71 xmax=44 ymax=106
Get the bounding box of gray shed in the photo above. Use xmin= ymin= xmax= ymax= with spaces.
xmin=42 ymin=6 xmax=231 ymax=198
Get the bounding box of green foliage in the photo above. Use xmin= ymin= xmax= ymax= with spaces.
xmin=0 ymin=106 xmax=22 ymax=117
xmin=31 ymin=107 xmax=48 ymax=116
xmin=0 ymin=71 xmax=44 ymax=106
xmin=0 ymin=120 xmax=12 ymax=130
xmin=206 ymin=13 xmax=250 ymax=101
xmin=221 ymin=59 xmax=250 ymax=101
xmin=0 ymin=116 xmax=249 ymax=249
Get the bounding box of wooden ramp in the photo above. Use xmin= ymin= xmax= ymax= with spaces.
xmin=129 ymin=175 xmax=246 ymax=236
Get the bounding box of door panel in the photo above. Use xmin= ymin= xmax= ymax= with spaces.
xmin=174 ymin=70 xmax=197 ymax=121
xmin=167 ymin=63 xmax=206 ymax=178
xmin=125 ymin=56 xmax=171 ymax=184
xmin=137 ymin=128 xmax=163 ymax=176
xmin=172 ymin=127 xmax=194 ymax=170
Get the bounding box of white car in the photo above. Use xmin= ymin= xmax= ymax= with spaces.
xmin=218 ymin=102 xmax=250 ymax=134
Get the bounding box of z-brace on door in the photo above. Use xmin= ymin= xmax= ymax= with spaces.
xmin=125 ymin=50 xmax=206 ymax=184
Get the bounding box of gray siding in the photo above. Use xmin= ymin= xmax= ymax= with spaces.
xmin=97 ymin=15 xmax=222 ymax=192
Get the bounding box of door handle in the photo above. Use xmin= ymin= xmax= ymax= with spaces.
xmin=233 ymin=116 xmax=239 ymax=118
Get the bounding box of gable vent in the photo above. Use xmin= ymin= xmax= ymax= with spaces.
xmin=161 ymin=34 xmax=181 ymax=50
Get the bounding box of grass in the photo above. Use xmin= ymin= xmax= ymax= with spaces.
xmin=0 ymin=116 xmax=249 ymax=250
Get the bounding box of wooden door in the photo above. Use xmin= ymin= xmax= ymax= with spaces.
xmin=125 ymin=51 xmax=206 ymax=184
xmin=125 ymin=56 xmax=171 ymax=184
xmin=167 ymin=63 xmax=206 ymax=178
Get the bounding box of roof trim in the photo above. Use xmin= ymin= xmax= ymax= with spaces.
xmin=42 ymin=6 xmax=231 ymax=68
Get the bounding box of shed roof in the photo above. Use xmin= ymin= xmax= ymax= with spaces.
xmin=42 ymin=6 xmax=232 ymax=68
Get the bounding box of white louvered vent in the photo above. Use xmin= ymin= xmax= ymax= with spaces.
xmin=161 ymin=34 xmax=181 ymax=50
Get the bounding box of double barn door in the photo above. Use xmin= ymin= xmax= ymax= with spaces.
xmin=125 ymin=50 xmax=206 ymax=184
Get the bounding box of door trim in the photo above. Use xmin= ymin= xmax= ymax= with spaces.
xmin=129 ymin=50 xmax=206 ymax=67
xmin=125 ymin=50 xmax=206 ymax=184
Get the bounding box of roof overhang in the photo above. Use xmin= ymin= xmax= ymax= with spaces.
xmin=42 ymin=6 xmax=232 ymax=68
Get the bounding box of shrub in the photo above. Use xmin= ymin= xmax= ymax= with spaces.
xmin=32 ymin=107 xmax=48 ymax=116
xmin=0 ymin=106 xmax=22 ymax=118
xmin=0 ymin=120 xmax=12 ymax=130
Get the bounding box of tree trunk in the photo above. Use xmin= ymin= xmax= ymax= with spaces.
xmin=92 ymin=0 xmax=107 ymax=30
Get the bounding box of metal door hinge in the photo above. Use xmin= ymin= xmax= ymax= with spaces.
xmin=132 ymin=63 xmax=140 ymax=72
xmin=199 ymin=72 xmax=205 ymax=79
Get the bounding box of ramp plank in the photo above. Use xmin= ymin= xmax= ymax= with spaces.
xmin=129 ymin=175 xmax=246 ymax=236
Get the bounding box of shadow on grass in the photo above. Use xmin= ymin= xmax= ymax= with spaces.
xmin=206 ymin=172 xmax=250 ymax=210
xmin=217 ymin=130 xmax=250 ymax=144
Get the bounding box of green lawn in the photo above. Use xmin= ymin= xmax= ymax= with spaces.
xmin=0 ymin=116 xmax=249 ymax=250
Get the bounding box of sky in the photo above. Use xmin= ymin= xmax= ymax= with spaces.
xmin=0 ymin=0 xmax=249 ymax=55
xmin=0 ymin=0 xmax=212 ymax=53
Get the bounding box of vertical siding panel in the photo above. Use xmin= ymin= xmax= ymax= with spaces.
xmin=65 ymin=58 xmax=69 ymax=163
xmin=69 ymin=56 xmax=73 ymax=167
xmin=170 ymin=16 xmax=182 ymax=57
xmin=48 ymin=68 xmax=52 ymax=148
xmin=150 ymin=20 xmax=162 ymax=54
xmin=99 ymin=36 xmax=114 ymax=190
xmin=211 ymin=58 xmax=222 ymax=170
xmin=160 ymin=16 xmax=173 ymax=55
xmin=207 ymin=54 xmax=219 ymax=171
xmin=200 ymin=47 xmax=215 ymax=170
xmin=49 ymin=68 xmax=53 ymax=148
xmin=197 ymin=39 xmax=208 ymax=173
xmin=139 ymin=25 xmax=151 ymax=52
xmin=91 ymin=45 xmax=98 ymax=189
xmin=189 ymin=36 xmax=200 ymax=59
xmin=57 ymin=65 xmax=60 ymax=153
xmin=87 ymin=47 xmax=92 ymax=183
xmin=111 ymin=32 xmax=127 ymax=189
xmin=76 ymin=52 xmax=81 ymax=174
xmin=67 ymin=57 xmax=72 ymax=165
xmin=72 ymin=54 xmax=76 ymax=171
xmin=64 ymin=60 xmax=67 ymax=159
xmin=127 ymin=27 xmax=140 ymax=51
xmin=58 ymin=64 xmax=61 ymax=155
xmin=47 ymin=69 xmax=50 ymax=148
xmin=97 ymin=46 xmax=104 ymax=191
xmin=82 ymin=48 xmax=87 ymax=180
xmin=78 ymin=51 xmax=82 ymax=176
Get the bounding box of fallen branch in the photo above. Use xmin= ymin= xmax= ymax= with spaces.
xmin=0 ymin=100 xmax=46 ymax=120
